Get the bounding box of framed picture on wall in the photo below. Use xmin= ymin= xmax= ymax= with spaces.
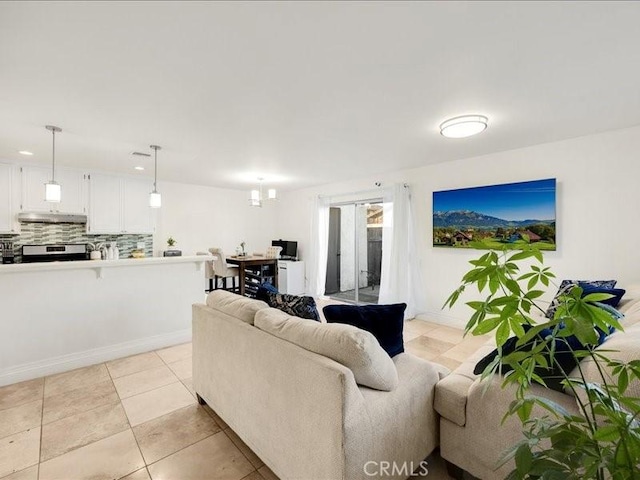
xmin=433 ymin=178 xmax=556 ymax=250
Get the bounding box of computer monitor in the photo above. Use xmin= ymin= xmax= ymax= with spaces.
xmin=271 ymin=240 xmax=298 ymax=260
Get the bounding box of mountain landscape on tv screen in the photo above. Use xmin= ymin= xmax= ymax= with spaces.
xmin=433 ymin=210 xmax=555 ymax=229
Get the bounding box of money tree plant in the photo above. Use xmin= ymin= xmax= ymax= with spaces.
xmin=444 ymin=244 xmax=640 ymax=480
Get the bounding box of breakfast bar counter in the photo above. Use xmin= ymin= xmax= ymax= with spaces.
xmin=0 ymin=255 xmax=206 ymax=278
xmin=0 ymin=255 xmax=207 ymax=387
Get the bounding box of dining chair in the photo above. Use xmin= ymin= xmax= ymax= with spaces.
xmin=196 ymin=251 xmax=215 ymax=292
xmin=208 ymin=247 xmax=240 ymax=292
xmin=266 ymin=246 xmax=283 ymax=259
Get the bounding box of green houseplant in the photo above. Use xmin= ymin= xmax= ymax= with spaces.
xmin=167 ymin=237 xmax=177 ymax=249
xmin=444 ymin=243 xmax=640 ymax=480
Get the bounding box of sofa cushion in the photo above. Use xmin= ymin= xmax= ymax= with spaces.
xmin=206 ymin=290 xmax=269 ymax=325
xmin=256 ymin=290 xmax=320 ymax=321
xmin=323 ymin=303 xmax=406 ymax=357
xmin=255 ymin=308 xmax=399 ymax=391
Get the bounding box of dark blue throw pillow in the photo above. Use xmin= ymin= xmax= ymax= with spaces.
xmin=322 ymin=303 xmax=406 ymax=358
xmin=580 ymin=285 xmax=626 ymax=308
xmin=474 ymin=304 xmax=623 ymax=392
xmin=474 ymin=326 xmax=592 ymax=392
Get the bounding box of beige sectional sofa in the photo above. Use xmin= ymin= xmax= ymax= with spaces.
xmin=434 ymin=285 xmax=640 ymax=480
xmin=193 ymin=291 xmax=448 ymax=480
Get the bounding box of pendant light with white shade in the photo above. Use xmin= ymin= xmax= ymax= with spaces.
xmin=44 ymin=125 xmax=62 ymax=203
xmin=149 ymin=145 xmax=162 ymax=208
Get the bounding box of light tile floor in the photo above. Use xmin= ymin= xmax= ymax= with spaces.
xmin=0 ymin=320 xmax=486 ymax=480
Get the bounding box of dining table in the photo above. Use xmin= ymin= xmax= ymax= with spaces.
xmin=226 ymin=255 xmax=279 ymax=297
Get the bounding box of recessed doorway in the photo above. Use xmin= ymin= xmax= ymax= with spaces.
xmin=324 ymin=201 xmax=383 ymax=304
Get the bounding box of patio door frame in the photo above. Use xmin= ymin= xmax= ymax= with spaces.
xmin=326 ymin=196 xmax=383 ymax=305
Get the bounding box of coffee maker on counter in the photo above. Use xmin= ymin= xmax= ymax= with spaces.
xmin=1 ymin=242 xmax=15 ymax=264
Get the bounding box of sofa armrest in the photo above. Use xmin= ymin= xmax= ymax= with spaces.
xmin=434 ymin=341 xmax=495 ymax=426
xmin=435 ymin=374 xmax=475 ymax=427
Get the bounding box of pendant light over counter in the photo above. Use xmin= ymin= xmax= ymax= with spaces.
xmin=149 ymin=144 xmax=162 ymax=208
xmin=44 ymin=125 xmax=62 ymax=203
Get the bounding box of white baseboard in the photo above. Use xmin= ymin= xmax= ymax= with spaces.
xmin=0 ymin=329 xmax=192 ymax=387
xmin=413 ymin=310 xmax=466 ymax=328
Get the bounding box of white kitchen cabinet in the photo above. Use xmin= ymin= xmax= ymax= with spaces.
xmin=0 ymin=164 xmax=15 ymax=233
xmin=122 ymin=177 xmax=153 ymax=233
xmin=278 ymin=260 xmax=305 ymax=295
xmin=88 ymin=173 xmax=122 ymax=233
xmin=88 ymin=173 xmax=153 ymax=234
xmin=21 ymin=165 xmax=86 ymax=214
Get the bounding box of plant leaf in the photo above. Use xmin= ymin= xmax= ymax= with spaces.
xmin=496 ymin=321 xmax=511 ymax=347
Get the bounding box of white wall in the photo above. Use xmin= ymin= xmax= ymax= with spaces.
xmin=154 ymin=181 xmax=279 ymax=257
xmin=276 ymin=125 xmax=640 ymax=327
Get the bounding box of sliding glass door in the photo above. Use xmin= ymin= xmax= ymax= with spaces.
xmin=324 ymin=200 xmax=383 ymax=304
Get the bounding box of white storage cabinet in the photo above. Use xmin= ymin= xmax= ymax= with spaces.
xmin=278 ymin=260 xmax=305 ymax=295
xmin=0 ymin=164 xmax=15 ymax=233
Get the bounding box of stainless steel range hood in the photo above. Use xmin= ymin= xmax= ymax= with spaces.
xmin=17 ymin=212 xmax=88 ymax=224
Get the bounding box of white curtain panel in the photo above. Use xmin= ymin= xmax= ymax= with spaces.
xmin=307 ymin=195 xmax=331 ymax=296
xmin=379 ymin=183 xmax=426 ymax=319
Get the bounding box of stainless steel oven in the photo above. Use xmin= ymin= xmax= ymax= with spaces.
xmin=21 ymin=244 xmax=89 ymax=263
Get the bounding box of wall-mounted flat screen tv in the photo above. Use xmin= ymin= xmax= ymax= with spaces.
xmin=433 ymin=178 xmax=556 ymax=250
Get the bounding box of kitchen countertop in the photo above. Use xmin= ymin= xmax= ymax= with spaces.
xmin=0 ymin=255 xmax=206 ymax=277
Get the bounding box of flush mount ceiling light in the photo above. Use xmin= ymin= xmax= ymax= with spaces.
xmin=44 ymin=125 xmax=62 ymax=203
xmin=149 ymin=145 xmax=162 ymax=208
xmin=249 ymin=177 xmax=277 ymax=207
xmin=19 ymin=150 xmax=33 ymax=156
xmin=440 ymin=115 xmax=488 ymax=139
xmin=134 ymin=166 xmax=145 ymax=171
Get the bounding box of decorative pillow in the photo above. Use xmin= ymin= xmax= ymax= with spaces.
xmin=545 ymin=279 xmax=617 ymax=319
xmin=322 ymin=303 xmax=406 ymax=358
xmin=474 ymin=304 xmax=623 ymax=392
xmin=256 ymin=290 xmax=320 ymax=321
xmin=580 ymin=286 xmax=626 ymax=308
xmin=254 ymin=308 xmax=398 ymax=391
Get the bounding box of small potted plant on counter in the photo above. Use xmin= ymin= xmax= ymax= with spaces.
xmin=163 ymin=237 xmax=182 ymax=257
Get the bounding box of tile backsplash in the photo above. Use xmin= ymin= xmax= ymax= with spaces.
xmin=0 ymin=223 xmax=153 ymax=263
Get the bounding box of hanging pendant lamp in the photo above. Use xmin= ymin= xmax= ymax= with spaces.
xmin=44 ymin=125 xmax=62 ymax=203
xmin=149 ymin=145 xmax=162 ymax=208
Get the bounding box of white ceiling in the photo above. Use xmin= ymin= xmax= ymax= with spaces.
xmin=1 ymin=1 xmax=640 ymax=191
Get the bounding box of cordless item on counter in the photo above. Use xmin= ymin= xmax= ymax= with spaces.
xmin=1 ymin=242 xmax=15 ymax=264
